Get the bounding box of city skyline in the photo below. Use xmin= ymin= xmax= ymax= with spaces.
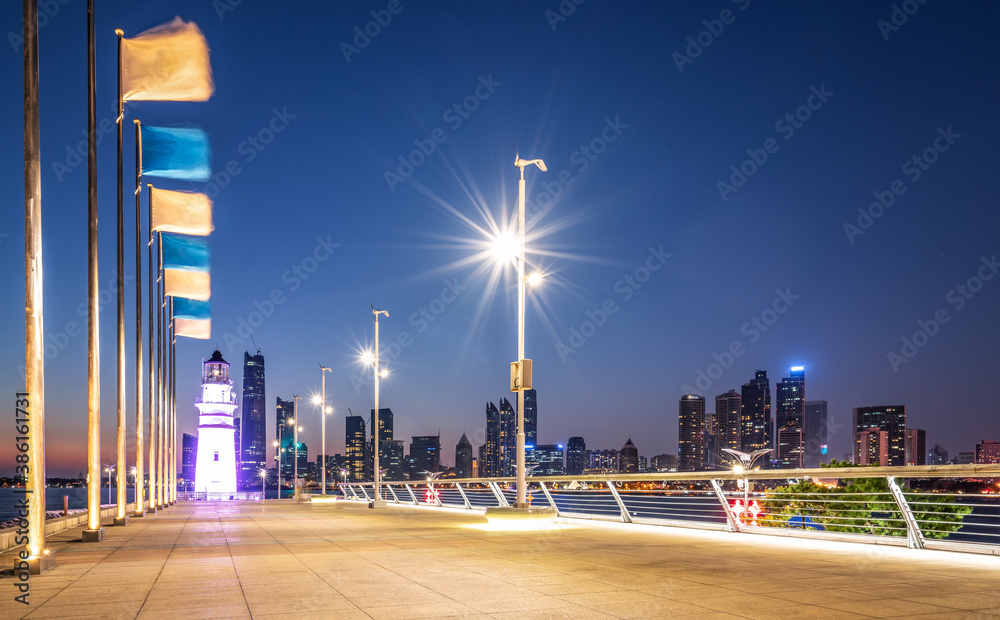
xmin=2 ymin=2 xmax=999 ymax=477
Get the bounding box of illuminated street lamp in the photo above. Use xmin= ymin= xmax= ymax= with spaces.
xmin=364 ymin=307 xmax=390 ymax=509
xmin=104 ymin=464 xmax=116 ymax=506
xmin=512 ymin=156 xmax=546 ymax=508
xmin=315 ymin=366 xmax=332 ymax=495
xmin=258 ymin=468 xmax=267 ymax=498
xmin=722 ymin=448 xmax=772 ymax=524
xmin=293 ymin=395 xmax=302 ymax=501
xmin=272 ymin=440 xmax=283 ymax=496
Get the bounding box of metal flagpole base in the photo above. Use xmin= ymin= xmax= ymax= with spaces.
xmin=27 ymin=553 xmax=55 ymax=574
xmin=82 ymin=528 xmax=106 ymax=543
xmin=113 ymin=516 xmax=130 ymax=526
xmin=368 ymin=500 xmax=387 ymax=509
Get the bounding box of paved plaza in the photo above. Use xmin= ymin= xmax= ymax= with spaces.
xmin=1 ymin=500 xmax=998 ymax=619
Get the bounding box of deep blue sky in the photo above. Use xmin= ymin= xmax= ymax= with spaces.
xmin=2 ymin=1 xmax=998 ymax=476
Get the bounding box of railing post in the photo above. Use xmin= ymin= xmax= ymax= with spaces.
xmin=606 ymin=481 xmax=632 ymax=524
xmin=887 ymin=476 xmax=925 ymax=549
xmin=454 ymin=482 xmax=472 ymax=510
xmin=537 ymin=481 xmax=559 ymax=515
xmin=710 ymin=479 xmax=740 ymax=533
xmin=488 ymin=482 xmax=510 ymax=507
xmin=387 ymin=485 xmax=401 ymax=504
xmin=360 ymin=485 xmax=371 ymax=502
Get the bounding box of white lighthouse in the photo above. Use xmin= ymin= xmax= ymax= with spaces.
xmin=194 ymin=350 xmax=238 ymax=495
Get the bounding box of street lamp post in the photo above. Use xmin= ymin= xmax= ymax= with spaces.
xmin=273 ymin=438 xmax=282 ymax=498
xmin=513 ymin=156 xmax=545 ymax=508
xmin=369 ymin=307 xmax=389 ymax=509
xmin=319 ymin=366 xmax=331 ymax=495
xmin=104 ymin=464 xmax=115 ymax=506
xmin=722 ymin=448 xmax=772 ymax=522
xmin=259 ymin=468 xmax=267 ymax=498
xmin=292 ymin=395 xmax=302 ymax=501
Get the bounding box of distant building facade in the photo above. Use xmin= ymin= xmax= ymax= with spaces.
xmin=182 ymin=433 xmax=197 ymax=490
xmin=566 ymin=437 xmax=586 ymax=476
xmin=976 ymin=440 xmax=1000 ymax=464
xmin=345 ymin=415 xmax=367 ymax=482
xmin=853 ymin=405 xmax=906 ymax=466
xmin=455 ymin=433 xmax=473 ymax=479
xmin=410 ymin=435 xmax=441 ymax=473
xmin=619 ymin=439 xmax=639 ymax=473
xmin=678 ymin=394 xmax=707 ymax=472
xmin=240 ymin=351 xmax=266 ymax=489
xmin=803 ymin=400 xmax=828 ymax=468
xmin=740 ymin=370 xmax=771 ymax=454
xmin=904 ymin=429 xmax=926 ymax=466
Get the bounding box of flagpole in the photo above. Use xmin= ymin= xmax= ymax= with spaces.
xmin=23 ymin=0 xmax=53 ymax=571
xmin=80 ymin=0 xmax=105 ymax=547
xmin=147 ymin=183 xmax=157 ymax=514
xmin=169 ymin=299 xmax=176 ymax=504
xmin=157 ymin=230 xmax=164 ymax=510
xmin=133 ymin=118 xmax=144 ymax=517
xmin=114 ymin=26 xmax=128 ymax=527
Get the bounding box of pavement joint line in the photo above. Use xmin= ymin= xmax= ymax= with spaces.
xmin=134 ymin=508 xmax=196 ymax=618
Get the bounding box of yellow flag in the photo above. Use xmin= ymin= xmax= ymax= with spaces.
xmin=164 ymin=269 xmax=211 ymax=300
xmin=151 ymin=187 xmax=213 ymax=235
xmin=174 ymin=317 xmax=211 ymax=339
xmin=123 ymin=18 xmax=214 ymax=102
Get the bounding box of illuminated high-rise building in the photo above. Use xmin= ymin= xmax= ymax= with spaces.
xmin=276 ymin=397 xmax=294 ymax=471
xmin=775 ymin=366 xmax=805 ymax=429
xmin=410 ymin=435 xmax=441 ymax=473
xmin=524 ymin=388 xmax=537 ymax=446
xmin=740 ymin=370 xmax=771 ymax=453
xmin=853 ymin=405 xmax=906 ymax=466
xmin=484 ymin=398 xmax=516 ymax=477
xmin=678 ymin=394 xmax=706 ymax=472
xmin=194 ymin=351 xmax=238 ymax=494
xmin=715 ymin=390 xmax=742 ymax=458
xmin=240 ymin=351 xmax=266 ymax=489
xmin=976 ymin=440 xmax=1000 ymax=464
xmin=182 ymin=433 xmax=197 ymax=491
xmin=345 ymin=415 xmax=366 ymax=482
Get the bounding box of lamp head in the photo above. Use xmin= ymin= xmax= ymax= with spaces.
xmin=515 ymin=157 xmax=547 ymax=172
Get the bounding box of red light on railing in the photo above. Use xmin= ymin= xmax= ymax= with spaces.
xmin=731 ymin=499 xmax=762 ymax=527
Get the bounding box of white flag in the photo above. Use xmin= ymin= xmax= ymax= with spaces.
xmin=151 ymin=187 xmax=213 ymax=236
xmin=123 ymin=18 xmax=214 ymax=102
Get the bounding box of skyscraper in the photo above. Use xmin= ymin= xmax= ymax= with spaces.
xmin=455 ymin=433 xmax=473 ymax=479
xmin=240 ymin=350 xmax=266 ymax=489
xmin=410 ymin=435 xmax=441 ymax=473
xmin=484 ymin=401 xmax=500 ymax=477
xmin=803 ymin=400 xmax=829 ymax=468
xmin=383 ymin=439 xmax=404 ymax=480
xmin=532 ymin=444 xmax=565 ymax=475
xmin=484 ymin=398 xmax=516 ymax=477
xmin=715 ymin=390 xmax=742 ymax=458
xmin=853 ymin=405 xmax=906 ymax=466
xmin=182 ymin=433 xmax=197 ymax=491
xmin=775 ymin=366 xmax=805 ymax=430
xmin=619 ymin=438 xmax=639 ymax=473
xmin=740 ymin=370 xmax=771 ymax=454
xmin=777 ymin=422 xmax=804 ymax=468
xmin=369 ymin=408 xmax=393 ymax=480
xmin=276 ymin=397 xmax=294 ymax=471
xmin=905 ymin=429 xmax=926 ymax=466
xmin=524 ymin=388 xmax=537 ymax=446
xmin=195 ymin=351 xmax=238 ymax=494
xmin=499 ymin=397 xmax=516 ymax=475
xmin=345 ymin=415 xmax=366 ymax=482
xmin=678 ymin=394 xmax=706 ymax=472
xmin=566 ymin=436 xmax=586 ymax=476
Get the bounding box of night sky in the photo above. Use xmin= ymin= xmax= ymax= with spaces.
xmin=2 ymin=1 xmax=998 ymax=477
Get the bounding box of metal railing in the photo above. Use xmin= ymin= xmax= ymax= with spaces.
xmin=177 ymin=491 xmax=263 ymax=501
xmin=338 ymin=464 xmax=1000 ymax=555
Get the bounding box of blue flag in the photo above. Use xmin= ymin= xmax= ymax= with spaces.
xmin=161 ymin=233 xmax=210 ymax=272
xmin=141 ymin=125 xmax=211 ymax=181
xmin=173 ymin=297 xmax=210 ymax=320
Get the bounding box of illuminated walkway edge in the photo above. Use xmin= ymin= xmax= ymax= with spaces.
xmin=1 ymin=499 xmax=998 ymax=619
